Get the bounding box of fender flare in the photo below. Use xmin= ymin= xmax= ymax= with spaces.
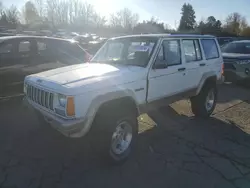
xmin=84 ymin=89 xmax=139 ymax=128
xmin=196 ymin=72 xmax=217 ymax=95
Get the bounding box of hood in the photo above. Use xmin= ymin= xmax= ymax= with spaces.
xmin=222 ymin=53 xmax=250 ymax=60
xmin=26 ymin=63 xmax=146 ymax=94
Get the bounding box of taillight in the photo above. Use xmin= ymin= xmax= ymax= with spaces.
xmin=222 ymin=63 xmax=224 ymax=75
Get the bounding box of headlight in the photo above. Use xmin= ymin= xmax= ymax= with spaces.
xmin=58 ymin=94 xmax=67 ymax=107
xmin=56 ymin=94 xmax=75 ymax=117
xmin=236 ymin=60 xmax=250 ymax=65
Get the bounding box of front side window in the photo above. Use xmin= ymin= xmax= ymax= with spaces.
xmin=91 ymin=37 xmax=158 ymax=67
xmin=201 ymin=39 xmax=219 ymax=59
xmin=155 ymin=39 xmax=181 ymax=67
xmin=0 ymin=43 xmax=12 ymax=54
xmin=182 ymin=39 xmax=202 ymax=62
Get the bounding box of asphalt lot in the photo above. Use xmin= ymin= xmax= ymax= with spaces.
xmin=1 ymin=84 xmax=250 ymax=188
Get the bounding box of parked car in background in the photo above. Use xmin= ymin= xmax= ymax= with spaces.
xmin=217 ymin=37 xmax=234 ymax=46
xmin=73 ymin=34 xmax=95 ymax=45
xmin=222 ymin=40 xmax=250 ymax=83
xmin=84 ymin=39 xmax=107 ymax=54
xmin=0 ymin=36 xmax=91 ymax=98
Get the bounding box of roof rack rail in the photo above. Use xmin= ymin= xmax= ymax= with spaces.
xmin=169 ymin=32 xmax=214 ymax=37
xmin=170 ymin=32 xmax=202 ymax=35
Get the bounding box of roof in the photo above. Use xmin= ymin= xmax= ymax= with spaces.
xmin=0 ymin=35 xmax=73 ymax=43
xmin=111 ymin=33 xmax=215 ymax=40
xmin=232 ymin=40 xmax=250 ymax=43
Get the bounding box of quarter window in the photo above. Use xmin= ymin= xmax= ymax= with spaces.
xmin=182 ymin=39 xmax=202 ymax=62
xmin=201 ymin=39 xmax=219 ymax=59
xmin=19 ymin=41 xmax=31 ymax=52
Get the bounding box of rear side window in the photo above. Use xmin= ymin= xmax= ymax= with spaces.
xmin=182 ymin=39 xmax=202 ymax=62
xmin=19 ymin=41 xmax=31 ymax=52
xmin=201 ymin=39 xmax=219 ymax=59
xmin=54 ymin=41 xmax=86 ymax=62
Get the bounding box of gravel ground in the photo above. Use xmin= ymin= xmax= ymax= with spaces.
xmin=1 ymin=83 xmax=250 ymax=188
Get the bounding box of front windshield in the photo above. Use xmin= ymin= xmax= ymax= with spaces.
xmin=221 ymin=42 xmax=250 ymax=54
xmin=90 ymin=37 xmax=158 ymax=67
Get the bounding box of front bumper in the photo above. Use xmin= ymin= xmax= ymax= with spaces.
xmin=23 ymin=97 xmax=91 ymax=138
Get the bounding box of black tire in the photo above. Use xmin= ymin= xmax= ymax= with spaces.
xmin=190 ymin=83 xmax=217 ymax=118
xmin=89 ymin=107 xmax=138 ymax=164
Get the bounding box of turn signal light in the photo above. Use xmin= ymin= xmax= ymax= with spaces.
xmin=222 ymin=63 xmax=224 ymax=76
xmin=66 ymin=97 xmax=75 ymax=116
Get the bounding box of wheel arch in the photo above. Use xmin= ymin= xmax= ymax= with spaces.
xmin=196 ymin=72 xmax=217 ymax=95
xmin=85 ymin=90 xmax=139 ymax=130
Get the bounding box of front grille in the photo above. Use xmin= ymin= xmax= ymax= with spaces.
xmin=27 ymin=84 xmax=54 ymax=110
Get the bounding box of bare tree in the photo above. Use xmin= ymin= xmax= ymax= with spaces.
xmin=92 ymin=13 xmax=106 ymax=28
xmin=46 ymin=0 xmax=57 ymax=26
xmin=6 ymin=5 xmax=20 ymax=25
xmin=109 ymin=13 xmax=121 ymax=27
xmin=23 ymin=1 xmax=39 ymax=24
xmin=0 ymin=1 xmax=3 ymax=14
xmin=224 ymin=12 xmax=247 ymax=35
xmin=109 ymin=8 xmax=139 ymax=30
xmin=33 ymin=0 xmax=45 ymax=18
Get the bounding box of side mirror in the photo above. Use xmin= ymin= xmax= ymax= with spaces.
xmin=153 ymin=61 xmax=167 ymax=69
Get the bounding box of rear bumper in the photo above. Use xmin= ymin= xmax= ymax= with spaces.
xmin=23 ymin=97 xmax=91 ymax=138
xmin=218 ymin=75 xmax=225 ymax=84
xmin=224 ymin=70 xmax=250 ymax=82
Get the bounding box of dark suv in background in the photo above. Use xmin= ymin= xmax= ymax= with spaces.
xmin=0 ymin=36 xmax=91 ymax=98
xmin=222 ymin=40 xmax=250 ymax=83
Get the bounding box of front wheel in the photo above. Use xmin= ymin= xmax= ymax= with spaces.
xmin=109 ymin=117 xmax=136 ymax=162
xmin=190 ymin=84 xmax=217 ymax=118
xmin=90 ymin=109 xmax=138 ymax=164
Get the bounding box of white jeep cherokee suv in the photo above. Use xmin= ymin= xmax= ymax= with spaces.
xmin=23 ymin=34 xmax=224 ymax=163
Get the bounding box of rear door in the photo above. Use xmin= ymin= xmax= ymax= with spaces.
xmin=181 ymin=39 xmax=204 ymax=90
xmin=32 ymin=39 xmax=62 ymax=72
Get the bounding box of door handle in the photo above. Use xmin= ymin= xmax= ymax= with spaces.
xmin=178 ymin=68 xmax=186 ymax=71
xmin=200 ymin=63 xmax=206 ymax=66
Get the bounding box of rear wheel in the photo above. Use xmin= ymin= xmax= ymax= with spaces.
xmin=191 ymin=83 xmax=217 ymax=118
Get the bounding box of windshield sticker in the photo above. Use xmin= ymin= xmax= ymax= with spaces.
xmin=133 ymin=45 xmax=151 ymax=52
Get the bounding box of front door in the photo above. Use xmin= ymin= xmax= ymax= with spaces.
xmin=147 ymin=39 xmax=187 ymax=103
